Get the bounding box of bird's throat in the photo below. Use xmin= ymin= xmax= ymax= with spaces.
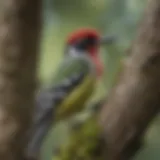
xmin=89 ymin=48 xmax=103 ymax=77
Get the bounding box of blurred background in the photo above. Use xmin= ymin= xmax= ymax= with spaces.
xmin=37 ymin=0 xmax=160 ymax=159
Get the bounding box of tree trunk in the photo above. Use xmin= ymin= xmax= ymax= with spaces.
xmin=99 ymin=0 xmax=160 ymax=159
xmin=0 ymin=0 xmax=41 ymax=160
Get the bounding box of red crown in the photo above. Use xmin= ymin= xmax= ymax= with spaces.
xmin=67 ymin=28 xmax=100 ymax=44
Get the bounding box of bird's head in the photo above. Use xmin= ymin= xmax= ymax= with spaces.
xmin=65 ymin=28 xmax=114 ymax=77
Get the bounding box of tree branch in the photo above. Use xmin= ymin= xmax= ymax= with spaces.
xmin=99 ymin=0 xmax=160 ymax=159
xmin=0 ymin=0 xmax=41 ymax=159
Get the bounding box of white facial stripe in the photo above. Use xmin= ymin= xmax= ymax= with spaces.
xmin=68 ymin=47 xmax=88 ymax=57
xmin=70 ymin=48 xmax=78 ymax=56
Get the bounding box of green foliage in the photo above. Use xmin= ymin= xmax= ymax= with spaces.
xmin=52 ymin=110 xmax=103 ymax=160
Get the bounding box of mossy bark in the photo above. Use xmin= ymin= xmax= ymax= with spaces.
xmin=100 ymin=0 xmax=160 ymax=159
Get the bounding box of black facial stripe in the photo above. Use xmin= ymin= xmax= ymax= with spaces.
xmin=74 ymin=36 xmax=98 ymax=51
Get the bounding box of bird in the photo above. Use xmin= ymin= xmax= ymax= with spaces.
xmin=26 ymin=28 xmax=115 ymax=160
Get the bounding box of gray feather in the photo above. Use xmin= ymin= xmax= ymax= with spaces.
xmin=26 ymin=72 xmax=86 ymax=159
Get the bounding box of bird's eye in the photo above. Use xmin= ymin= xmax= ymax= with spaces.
xmin=75 ymin=36 xmax=97 ymax=50
xmin=75 ymin=38 xmax=88 ymax=49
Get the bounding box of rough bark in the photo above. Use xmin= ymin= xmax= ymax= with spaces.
xmin=99 ymin=0 xmax=160 ymax=159
xmin=0 ymin=0 xmax=41 ymax=160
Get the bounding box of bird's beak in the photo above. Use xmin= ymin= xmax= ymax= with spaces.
xmin=99 ymin=35 xmax=117 ymax=45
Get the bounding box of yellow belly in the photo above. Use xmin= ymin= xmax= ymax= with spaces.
xmin=55 ymin=75 xmax=96 ymax=121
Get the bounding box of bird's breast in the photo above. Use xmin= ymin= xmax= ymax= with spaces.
xmin=55 ymin=74 xmax=96 ymax=120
